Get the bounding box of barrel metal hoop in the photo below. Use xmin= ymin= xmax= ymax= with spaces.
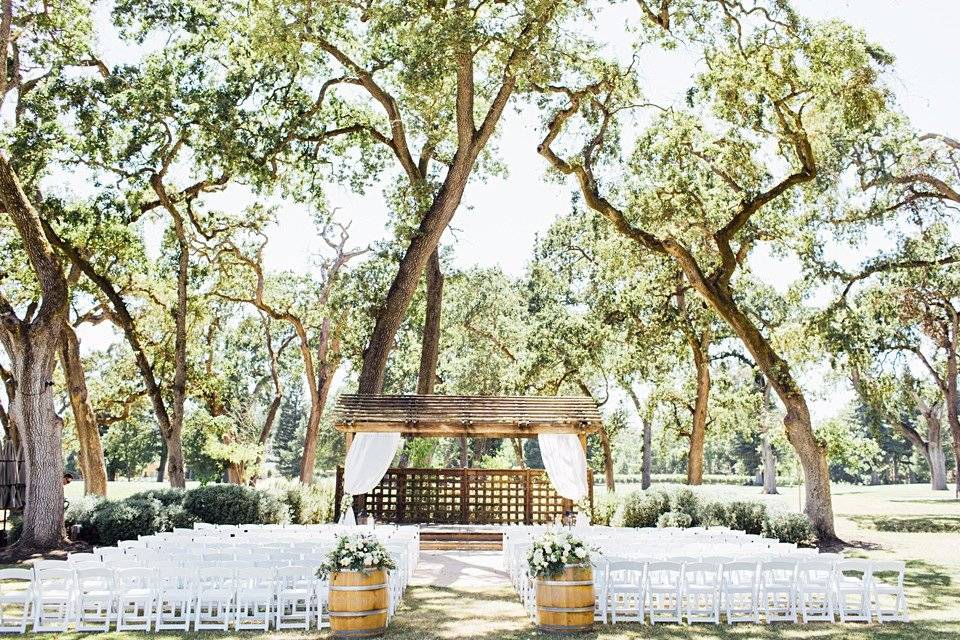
xmin=540 ymin=580 xmax=594 ymax=587
xmin=538 ymin=606 xmax=595 ymax=613
xmin=330 ymin=584 xmax=388 ymax=591
xmin=328 ymin=608 xmax=389 ymax=617
xmin=331 ymin=627 xmax=387 ymax=637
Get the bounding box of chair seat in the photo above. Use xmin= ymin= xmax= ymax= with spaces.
xmin=79 ymin=590 xmax=113 ymax=599
xmin=118 ymin=588 xmax=154 ymax=598
xmin=237 ymin=588 xmax=274 ymax=599
xmin=0 ymin=594 xmax=31 ymax=603
xmin=198 ymin=588 xmax=234 ymax=599
xmin=158 ymin=588 xmax=193 ymax=599
xmin=37 ymin=590 xmax=72 ymax=600
xmin=278 ymin=588 xmax=312 ymax=598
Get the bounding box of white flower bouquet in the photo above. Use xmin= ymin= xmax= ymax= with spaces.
xmin=526 ymin=530 xmax=593 ymax=579
xmin=318 ymin=533 xmax=397 ymax=579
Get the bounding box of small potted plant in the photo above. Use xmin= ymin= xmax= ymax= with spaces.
xmin=320 ymin=533 xmax=397 ymax=638
xmin=527 ymin=530 xmax=595 ymax=634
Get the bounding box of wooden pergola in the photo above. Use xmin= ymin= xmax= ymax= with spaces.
xmin=333 ymin=394 xmax=603 ymax=525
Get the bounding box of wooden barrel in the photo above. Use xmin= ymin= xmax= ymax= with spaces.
xmin=328 ymin=569 xmax=389 ymax=638
xmin=536 ymin=565 xmax=594 ymax=634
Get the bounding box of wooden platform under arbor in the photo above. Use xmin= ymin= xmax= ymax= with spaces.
xmin=333 ymin=394 xmax=602 ymax=438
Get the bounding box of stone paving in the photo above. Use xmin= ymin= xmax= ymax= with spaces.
xmin=411 ymin=550 xmax=513 ymax=590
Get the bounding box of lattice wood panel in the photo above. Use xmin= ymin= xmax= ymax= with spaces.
xmin=335 ymin=467 xmax=593 ymax=525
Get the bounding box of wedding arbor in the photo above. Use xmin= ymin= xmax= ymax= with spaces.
xmin=333 ymin=395 xmax=601 ymax=525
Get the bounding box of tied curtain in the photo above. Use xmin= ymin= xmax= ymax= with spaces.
xmin=339 ymin=433 xmax=402 ymax=525
xmin=537 ymin=433 xmax=589 ymax=502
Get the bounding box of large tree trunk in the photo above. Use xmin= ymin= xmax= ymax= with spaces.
xmin=165 ymin=193 xmax=190 ymax=489
xmin=642 ymin=414 xmax=652 ymax=490
xmin=59 ymin=323 xmax=107 ymax=496
xmin=665 ymin=247 xmax=837 ymax=541
xmin=598 ymin=427 xmax=615 ymax=491
xmin=459 ymin=438 xmax=468 ymax=468
xmin=762 ymin=433 xmax=778 ymax=494
xmin=300 ymin=319 xmax=338 ymax=484
xmin=417 ymin=250 xmax=443 ymax=395
xmin=357 ymin=148 xmax=483 ymax=394
xmin=0 ymin=155 xmax=70 ymax=551
xmin=686 ymin=330 xmax=710 ymax=485
xmin=43 ymin=219 xmax=184 ymax=489
xmin=914 ymin=399 xmax=948 ymax=491
xmin=928 ymin=440 xmax=948 ymax=491
xmin=945 ymin=340 xmax=960 ymax=496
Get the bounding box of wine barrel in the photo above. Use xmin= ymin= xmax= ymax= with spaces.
xmin=328 ymin=569 xmax=389 ymax=638
xmin=536 ymin=565 xmax=594 ymax=634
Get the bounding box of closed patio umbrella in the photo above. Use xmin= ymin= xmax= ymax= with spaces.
xmin=0 ymin=439 xmax=17 ymax=509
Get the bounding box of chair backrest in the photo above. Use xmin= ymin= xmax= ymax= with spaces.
xmin=836 ymin=559 xmax=871 ymax=582
xmin=236 ymin=566 xmax=275 ymax=589
xmin=869 ymin=560 xmax=904 ymax=586
xmin=35 ymin=568 xmax=75 ymax=592
xmin=196 ymin=566 xmax=235 ymax=589
xmin=0 ymin=568 xmax=33 ymax=594
xmin=645 ymin=561 xmax=682 ymax=586
xmin=665 ymin=556 xmax=697 ymax=565
xmin=32 ymin=559 xmax=69 ymax=572
xmin=76 ymin=567 xmax=114 ymax=591
xmin=798 ymin=560 xmax=834 ymax=584
xmin=607 ymin=560 xmax=644 ymax=586
xmin=157 ymin=567 xmax=196 ymax=590
xmin=701 ymin=556 xmax=734 ymax=566
xmin=816 ymin=552 xmax=843 ymax=563
xmin=275 ymin=565 xmax=314 ymax=588
xmin=760 ymin=560 xmax=797 ymax=584
xmin=683 ymin=561 xmax=720 ymax=585
xmin=116 ymin=567 xmax=156 ymax=589
xmin=722 ymin=561 xmax=759 ymax=586
xmin=67 ymin=552 xmax=98 ymax=564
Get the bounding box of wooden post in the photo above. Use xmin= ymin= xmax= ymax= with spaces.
xmin=460 ymin=469 xmax=470 ymax=524
xmin=396 ymin=469 xmax=407 ymax=523
xmin=524 ymin=470 xmax=533 ymax=525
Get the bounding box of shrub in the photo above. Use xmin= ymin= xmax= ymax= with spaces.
xmin=129 ymin=487 xmax=185 ymax=506
xmin=183 ymin=484 xmax=288 ymax=525
xmin=183 ymin=484 xmax=259 ymax=524
xmin=158 ymin=503 xmax=196 ymax=530
xmin=264 ymin=478 xmax=334 ymax=525
xmin=764 ymin=512 xmax=813 ymax=545
xmin=657 ymin=510 xmax=693 ymax=528
xmin=591 ymin=491 xmax=620 ymax=526
xmin=65 ymin=495 xmax=105 ymax=543
xmin=91 ymin=496 xmax=162 ymax=545
xmin=668 ymin=488 xmax=703 ymax=525
xmin=724 ymin=501 xmax=768 ymax=535
xmin=615 ymin=490 xmax=671 ymax=528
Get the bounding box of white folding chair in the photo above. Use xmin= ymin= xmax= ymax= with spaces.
xmin=76 ymin=567 xmax=115 ymax=631
xmin=590 ymin=559 xmax=609 ymax=623
xmin=607 ymin=560 xmax=644 ymax=623
xmin=646 ymin=562 xmax=683 ymax=624
xmin=114 ymin=567 xmax=156 ymax=631
xmin=32 ymin=567 xmax=75 ymax=632
xmin=835 ymin=559 xmax=871 ymax=623
xmin=235 ymin=566 xmax=275 ymax=630
xmin=155 ymin=567 xmax=195 ymax=631
xmin=797 ymin=560 xmax=835 ymax=622
xmin=759 ymin=560 xmax=797 ymax=623
xmin=275 ymin=565 xmax=313 ymax=630
xmin=683 ymin=562 xmax=721 ymax=624
xmin=869 ymin=560 xmax=908 ymax=622
xmin=721 ymin=561 xmax=760 ymax=623
xmin=194 ymin=566 xmax=235 ymax=631
xmin=0 ymin=568 xmax=33 ymax=633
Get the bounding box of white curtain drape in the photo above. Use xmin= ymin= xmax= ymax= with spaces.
xmin=537 ymin=433 xmax=589 ymax=502
xmin=339 ymin=432 xmax=402 ymax=525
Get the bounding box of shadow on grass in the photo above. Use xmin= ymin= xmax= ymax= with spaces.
xmin=888 ymin=498 xmax=960 ymax=505
xmin=850 ymin=515 xmax=960 ymax=534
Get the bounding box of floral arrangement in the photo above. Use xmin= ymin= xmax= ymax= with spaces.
xmin=318 ymin=533 xmax=396 ymax=578
xmin=526 ymin=530 xmax=592 ymax=579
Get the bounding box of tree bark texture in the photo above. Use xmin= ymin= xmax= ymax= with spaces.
xmin=417 ymin=249 xmax=443 ymax=395
xmin=0 ymin=154 xmax=69 ymax=550
xmin=59 ymin=323 xmax=107 ymax=496
xmin=686 ymin=329 xmax=710 ymax=485
xmin=300 ymin=318 xmax=339 ymax=484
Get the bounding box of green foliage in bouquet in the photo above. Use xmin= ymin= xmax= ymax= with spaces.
xmin=318 ymin=533 xmax=397 ymax=579
xmin=527 ymin=531 xmax=593 ymax=579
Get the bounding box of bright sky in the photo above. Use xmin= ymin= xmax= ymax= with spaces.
xmin=78 ymin=1 xmax=960 ymax=423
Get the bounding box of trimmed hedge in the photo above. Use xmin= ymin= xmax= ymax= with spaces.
xmin=47 ymin=481 xmax=337 ymax=547
xmin=610 ymin=487 xmax=814 ymax=544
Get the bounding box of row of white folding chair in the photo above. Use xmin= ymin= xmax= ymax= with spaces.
xmin=15 ymin=564 xmax=331 ymax=633
xmin=588 ymin=558 xmax=906 ymax=625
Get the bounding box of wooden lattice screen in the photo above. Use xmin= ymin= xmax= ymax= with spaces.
xmin=335 ymin=467 xmax=594 ymax=525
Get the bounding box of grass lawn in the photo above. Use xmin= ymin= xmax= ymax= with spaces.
xmin=17 ymin=482 xmax=960 ymax=639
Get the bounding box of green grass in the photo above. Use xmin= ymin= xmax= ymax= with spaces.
xmin=17 ymin=482 xmax=960 ymax=638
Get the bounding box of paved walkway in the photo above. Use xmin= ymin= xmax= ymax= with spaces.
xmin=412 ymin=550 xmax=512 ymax=590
